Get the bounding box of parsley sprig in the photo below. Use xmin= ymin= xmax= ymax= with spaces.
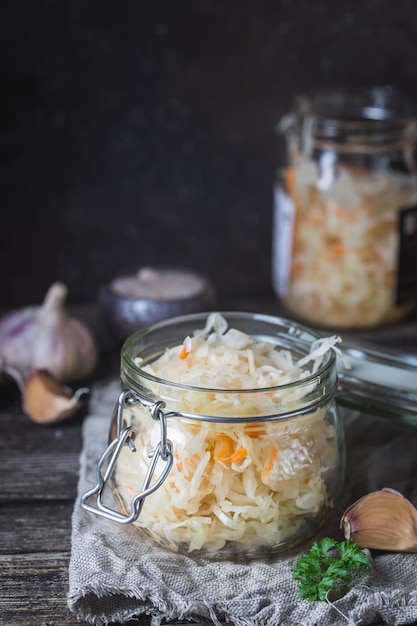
xmin=292 ymin=538 xmax=371 ymax=602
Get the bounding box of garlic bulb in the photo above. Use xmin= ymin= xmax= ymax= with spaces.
xmin=340 ymin=488 xmax=417 ymax=552
xmin=0 ymin=282 xmax=98 ymax=383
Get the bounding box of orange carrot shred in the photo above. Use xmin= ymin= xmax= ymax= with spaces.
xmin=332 ymin=244 xmax=346 ymax=256
xmin=216 ymin=435 xmax=247 ymax=463
xmin=246 ymin=428 xmax=264 ymax=438
xmin=216 ymin=435 xmax=232 ymax=461
xmin=229 ymin=448 xmax=248 ymax=463
xmin=261 ymin=447 xmax=279 ymax=481
xmin=179 ymin=344 xmax=189 ymax=360
xmin=322 ymin=244 xmax=347 ymax=264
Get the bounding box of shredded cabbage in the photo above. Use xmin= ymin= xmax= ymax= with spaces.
xmin=273 ymin=158 xmax=417 ymax=327
xmin=114 ymin=314 xmax=341 ymax=555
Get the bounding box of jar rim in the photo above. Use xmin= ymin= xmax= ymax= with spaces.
xmin=308 ymin=85 xmax=416 ymax=122
xmin=120 ymin=311 xmax=336 ymax=397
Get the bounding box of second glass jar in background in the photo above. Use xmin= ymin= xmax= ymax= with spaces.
xmin=272 ymin=87 xmax=417 ymax=329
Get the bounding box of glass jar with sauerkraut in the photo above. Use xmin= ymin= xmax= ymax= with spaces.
xmin=81 ymin=312 xmax=345 ymax=560
xmin=273 ymin=87 xmax=417 ymax=329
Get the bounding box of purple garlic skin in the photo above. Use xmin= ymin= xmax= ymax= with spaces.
xmin=0 ymin=307 xmax=40 ymax=379
xmin=0 ymin=283 xmax=98 ymax=383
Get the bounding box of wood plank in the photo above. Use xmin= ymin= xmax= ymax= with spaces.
xmin=0 ymin=398 xmax=82 ymax=499
xmin=0 ymin=397 xmax=83 ymax=452
xmin=0 ymin=501 xmax=73 ymax=554
xmin=0 ymin=452 xmax=80 ymax=500
xmin=0 ymin=552 xmax=155 ymax=626
xmin=0 ymin=552 xmax=80 ymax=626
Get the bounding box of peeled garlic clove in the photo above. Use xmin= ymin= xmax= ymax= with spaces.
xmin=22 ymin=369 xmax=89 ymax=425
xmin=0 ymin=282 xmax=98 ymax=383
xmin=341 ymin=488 xmax=417 ymax=552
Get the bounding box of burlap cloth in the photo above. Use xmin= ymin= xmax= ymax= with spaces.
xmin=68 ymin=322 xmax=417 ymax=626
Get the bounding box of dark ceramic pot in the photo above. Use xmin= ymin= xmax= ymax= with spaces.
xmin=98 ymin=267 xmax=217 ymax=342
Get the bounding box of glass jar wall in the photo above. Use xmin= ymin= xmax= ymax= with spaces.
xmin=108 ymin=312 xmax=345 ymax=560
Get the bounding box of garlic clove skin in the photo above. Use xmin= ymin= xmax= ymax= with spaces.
xmin=22 ymin=369 xmax=89 ymax=425
xmin=0 ymin=282 xmax=99 ymax=383
xmin=341 ymin=488 xmax=417 ymax=553
xmin=0 ymin=306 xmax=40 ymax=379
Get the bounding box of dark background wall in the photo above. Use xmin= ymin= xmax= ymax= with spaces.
xmin=2 ymin=0 xmax=417 ymax=306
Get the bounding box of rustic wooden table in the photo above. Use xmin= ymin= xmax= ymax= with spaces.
xmin=0 ymin=306 xmax=120 ymax=626
xmin=1 ymin=301 xmax=417 ymax=626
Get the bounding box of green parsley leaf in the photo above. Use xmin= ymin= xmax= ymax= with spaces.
xmin=292 ymin=538 xmax=371 ymax=602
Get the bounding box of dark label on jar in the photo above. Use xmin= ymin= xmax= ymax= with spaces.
xmin=396 ymin=205 xmax=417 ymax=305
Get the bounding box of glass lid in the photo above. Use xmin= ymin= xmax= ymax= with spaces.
xmin=336 ymin=344 xmax=417 ymax=425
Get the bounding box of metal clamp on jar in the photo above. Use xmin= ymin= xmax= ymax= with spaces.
xmin=273 ymin=86 xmax=417 ymax=329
